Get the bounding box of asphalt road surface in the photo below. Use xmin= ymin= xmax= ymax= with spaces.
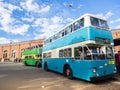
xmin=0 ymin=62 xmax=120 ymax=90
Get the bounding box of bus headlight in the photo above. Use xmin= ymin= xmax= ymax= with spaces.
xmin=114 ymin=67 xmax=116 ymax=70
xmin=114 ymin=67 xmax=117 ymax=73
xmin=92 ymin=67 xmax=99 ymax=77
xmin=92 ymin=68 xmax=97 ymax=73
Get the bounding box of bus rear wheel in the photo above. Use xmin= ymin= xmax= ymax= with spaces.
xmin=64 ymin=66 xmax=73 ymax=79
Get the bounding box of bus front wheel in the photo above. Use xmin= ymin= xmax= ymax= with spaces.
xmin=64 ymin=66 xmax=73 ymax=80
xmin=36 ymin=62 xmax=41 ymax=68
xmin=25 ymin=61 xmax=28 ymax=66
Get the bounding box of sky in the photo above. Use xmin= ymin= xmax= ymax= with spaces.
xmin=0 ymin=0 xmax=120 ymax=44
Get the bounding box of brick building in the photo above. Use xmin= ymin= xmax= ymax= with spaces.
xmin=112 ymin=29 xmax=120 ymax=53
xmin=0 ymin=39 xmax=44 ymax=62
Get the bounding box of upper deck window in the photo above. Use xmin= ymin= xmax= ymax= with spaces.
xmin=53 ymin=34 xmax=59 ymax=41
xmin=90 ymin=17 xmax=109 ymax=29
xmin=65 ymin=25 xmax=72 ymax=35
xmin=73 ymin=18 xmax=84 ymax=31
xmin=100 ymin=19 xmax=109 ymax=29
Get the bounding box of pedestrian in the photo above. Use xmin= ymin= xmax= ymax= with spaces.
xmin=116 ymin=51 xmax=120 ymax=74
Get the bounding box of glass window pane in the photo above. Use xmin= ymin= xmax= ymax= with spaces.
xmin=90 ymin=17 xmax=99 ymax=27
xmin=74 ymin=47 xmax=84 ymax=59
xmin=64 ymin=48 xmax=72 ymax=57
xmin=106 ymin=47 xmax=113 ymax=59
xmin=74 ymin=18 xmax=84 ymax=31
xmin=65 ymin=25 xmax=72 ymax=35
xmin=59 ymin=50 xmax=64 ymax=57
xmin=100 ymin=19 xmax=108 ymax=29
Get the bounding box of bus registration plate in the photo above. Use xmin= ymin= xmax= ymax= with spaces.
xmin=109 ymin=60 xmax=114 ymax=64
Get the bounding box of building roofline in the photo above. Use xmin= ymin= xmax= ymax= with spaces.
xmin=0 ymin=39 xmax=45 ymax=46
xmin=111 ymin=29 xmax=120 ymax=31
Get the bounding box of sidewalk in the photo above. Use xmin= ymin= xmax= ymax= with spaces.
xmin=0 ymin=61 xmax=22 ymax=64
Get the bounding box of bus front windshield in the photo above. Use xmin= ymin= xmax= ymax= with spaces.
xmin=86 ymin=45 xmax=114 ymax=60
xmin=90 ymin=17 xmax=109 ymax=29
xmin=74 ymin=45 xmax=114 ymax=60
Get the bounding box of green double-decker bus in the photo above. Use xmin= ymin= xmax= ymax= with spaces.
xmin=22 ymin=46 xmax=42 ymax=67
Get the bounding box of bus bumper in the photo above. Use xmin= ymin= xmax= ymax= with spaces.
xmin=90 ymin=73 xmax=116 ymax=82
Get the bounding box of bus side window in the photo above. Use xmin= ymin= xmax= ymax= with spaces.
xmin=43 ymin=52 xmax=51 ymax=58
xmin=47 ymin=52 xmax=51 ymax=58
xmin=83 ymin=46 xmax=92 ymax=60
xmin=74 ymin=47 xmax=83 ymax=60
xmin=67 ymin=48 xmax=72 ymax=57
xmin=64 ymin=48 xmax=72 ymax=57
xmin=50 ymin=38 xmax=52 ymax=42
xmin=29 ymin=56 xmax=34 ymax=59
xmin=25 ymin=56 xmax=28 ymax=59
xmin=65 ymin=25 xmax=72 ymax=35
xmin=106 ymin=47 xmax=113 ymax=59
xmin=62 ymin=31 xmax=64 ymax=37
xmin=43 ymin=53 xmax=47 ymax=58
xmin=59 ymin=49 xmax=64 ymax=57
xmin=73 ymin=18 xmax=84 ymax=31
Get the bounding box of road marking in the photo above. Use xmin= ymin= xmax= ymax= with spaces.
xmin=0 ymin=74 xmax=7 ymax=78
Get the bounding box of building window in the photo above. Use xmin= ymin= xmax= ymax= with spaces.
xmin=3 ymin=50 xmax=8 ymax=59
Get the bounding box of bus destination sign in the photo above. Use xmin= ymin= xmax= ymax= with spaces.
xmin=95 ymin=37 xmax=110 ymax=44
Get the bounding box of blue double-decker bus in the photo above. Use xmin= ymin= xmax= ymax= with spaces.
xmin=42 ymin=14 xmax=116 ymax=81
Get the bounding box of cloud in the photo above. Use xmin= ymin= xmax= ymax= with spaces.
xmin=33 ymin=16 xmax=67 ymax=39
xmin=0 ymin=1 xmax=29 ymax=35
xmin=96 ymin=11 xmax=114 ymax=19
xmin=0 ymin=37 xmax=10 ymax=44
xmin=66 ymin=18 xmax=74 ymax=22
xmin=115 ymin=25 xmax=120 ymax=29
xmin=20 ymin=0 xmax=50 ymax=13
xmin=20 ymin=0 xmax=39 ymax=12
xmin=39 ymin=5 xmax=50 ymax=13
xmin=105 ymin=11 xmax=114 ymax=19
xmin=33 ymin=16 xmax=74 ymax=39
xmin=110 ymin=18 xmax=120 ymax=24
xmin=21 ymin=17 xmax=34 ymax=22
xmin=0 ymin=37 xmax=19 ymax=44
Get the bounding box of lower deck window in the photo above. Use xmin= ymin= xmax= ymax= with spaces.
xmin=43 ymin=52 xmax=52 ymax=58
xmin=59 ymin=48 xmax=72 ymax=57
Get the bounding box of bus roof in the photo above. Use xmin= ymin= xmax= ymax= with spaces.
xmin=44 ymin=13 xmax=107 ymax=41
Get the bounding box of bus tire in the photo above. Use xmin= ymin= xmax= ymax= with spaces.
xmin=36 ymin=62 xmax=41 ymax=68
xmin=44 ymin=62 xmax=49 ymax=71
xmin=25 ymin=61 xmax=28 ymax=66
xmin=64 ymin=66 xmax=73 ymax=80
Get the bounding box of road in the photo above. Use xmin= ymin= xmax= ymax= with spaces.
xmin=0 ymin=62 xmax=120 ymax=90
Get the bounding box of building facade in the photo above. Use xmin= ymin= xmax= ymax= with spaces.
xmin=0 ymin=39 xmax=44 ymax=62
xmin=112 ymin=29 xmax=120 ymax=53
